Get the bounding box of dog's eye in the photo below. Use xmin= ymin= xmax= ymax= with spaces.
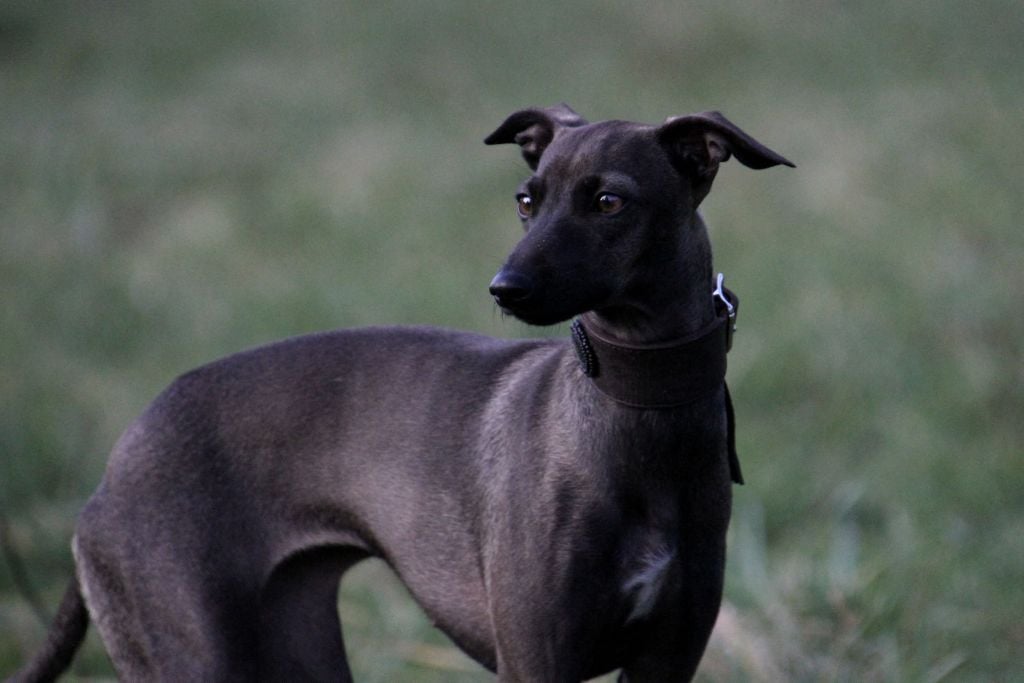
xmin=596 ymin=193 xmax=624 ymax=214
xmin=516 ymin=194 xmax=534 ymax=219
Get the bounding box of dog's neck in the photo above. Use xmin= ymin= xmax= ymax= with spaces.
xmin=567 ymin=250 xmax=745 ymax=482
xmin=580 ymin=212 xmax=716 ymax=346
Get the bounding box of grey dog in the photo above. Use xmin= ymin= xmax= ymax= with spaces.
xmin=11 ymin=104 xmax=792 ymax=682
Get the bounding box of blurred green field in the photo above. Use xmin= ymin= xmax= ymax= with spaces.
xmin=2 ymin=0 xmax=1021 ymax=680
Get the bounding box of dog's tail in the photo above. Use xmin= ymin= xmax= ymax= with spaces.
xmin=7 ymin=578 xmax=89 ymax=683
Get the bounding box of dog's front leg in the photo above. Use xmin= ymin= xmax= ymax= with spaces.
xmin=489 ymin=598 xmax=587 ymax=683
xmin=483 ymin=568 xmax=578 ymax=681
xmin=484 ymin=510 xmax=621 ymax=682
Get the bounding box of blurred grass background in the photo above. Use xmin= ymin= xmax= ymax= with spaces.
xmin=1 ymin=0 xmax=1021 ymax=680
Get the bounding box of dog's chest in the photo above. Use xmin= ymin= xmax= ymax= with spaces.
xmin=621 ymin=537 xmax=676 ymax=623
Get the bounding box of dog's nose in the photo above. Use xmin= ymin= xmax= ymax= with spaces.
xmin=489 ymin=270 xmax=533 ymax=307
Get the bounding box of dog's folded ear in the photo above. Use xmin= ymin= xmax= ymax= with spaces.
xmin=485 ymin=104 xmax=588 ymax=170
xmin=658 ymin=111 xmax=794 ymax=205
xmin=658 ymin=111 xmax=795 ymax=173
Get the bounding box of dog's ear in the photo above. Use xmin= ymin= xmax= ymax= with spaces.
xmin=658 ymin=111 xmax=794 ymax=205
xmin=484 ymin=104 xmax=588 ymax=170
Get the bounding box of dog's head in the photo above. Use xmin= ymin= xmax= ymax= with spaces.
xmin=485 ymin=104 xmax=793 ymax=326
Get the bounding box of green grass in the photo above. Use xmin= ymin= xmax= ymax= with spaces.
xmin=2 ymin=0 xmax=1022 ymax=680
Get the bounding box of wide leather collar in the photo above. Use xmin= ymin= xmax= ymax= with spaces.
xmin=569 ymin=277 xmax=744 ymax=484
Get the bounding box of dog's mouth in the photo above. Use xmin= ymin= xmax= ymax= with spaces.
xmin=489 ymin=268 xmax=601 ymax=326
xmin=492 ymin=290 xmax=589 ymax=327
xmin=496 ymin=304 xmax=573 ymax=327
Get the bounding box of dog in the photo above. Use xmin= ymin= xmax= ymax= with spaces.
xmin=10 ymin=104 xmax=792 ymax=682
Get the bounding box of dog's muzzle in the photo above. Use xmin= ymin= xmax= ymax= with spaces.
xmin=488 ymin=269 xmax=534 ymax=310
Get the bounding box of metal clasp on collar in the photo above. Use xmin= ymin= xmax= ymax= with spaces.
xmin=712 ymin=273 xmax=737 ymax=352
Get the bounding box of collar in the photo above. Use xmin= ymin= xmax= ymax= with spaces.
xmin=570 ymin=274 xmax=738 ymax=409
xmin=570 ymin=273 xmax=744 ymax=484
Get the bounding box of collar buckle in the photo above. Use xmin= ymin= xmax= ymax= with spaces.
xmin=712 ymin=273 xmax=738 ymax=352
